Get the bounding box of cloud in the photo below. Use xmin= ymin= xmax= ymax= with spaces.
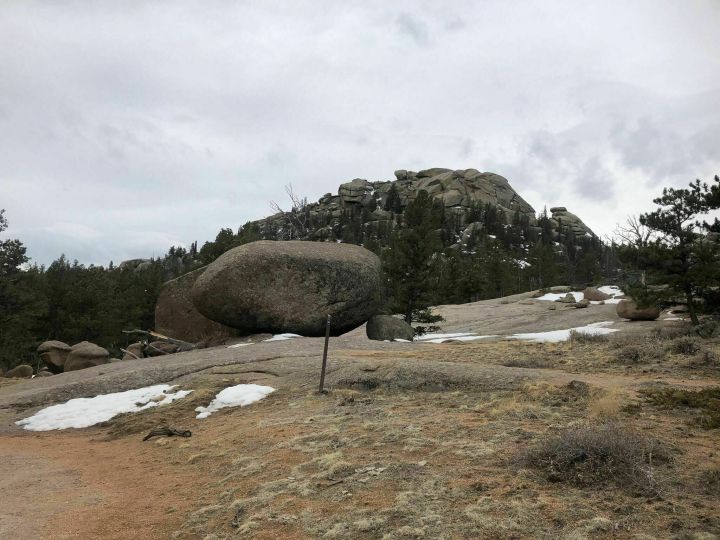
xmin=395 ymin=12 xmax=430 ymax=46
xmin=0 ymin=0 xmax=718 ymax=265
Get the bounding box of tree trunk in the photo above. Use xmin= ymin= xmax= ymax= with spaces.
xmin=685 ymin=288 xmax=699 ymax=326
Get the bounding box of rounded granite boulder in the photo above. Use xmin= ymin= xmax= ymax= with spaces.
xmin=366 ymin=315 xmax=414 ymax=342
xmin=616 ymin=299 xmax=660 ymax=321
xmin=191 ymin=240 xmax=383 ymax=336
xmin=64 ymin=341 xmax=110 ymax=372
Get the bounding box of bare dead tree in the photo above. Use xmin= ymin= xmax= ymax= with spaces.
xmin=613 ymin=215 xmax=656 ymax=248
xmin=613 ymin=215 xmax=657 ymax=286
xmin=270 ymin=183 xmax=309 ymax=240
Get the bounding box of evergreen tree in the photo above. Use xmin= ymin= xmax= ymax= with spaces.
xmin=622 ymin=177 xmax=720 ymax=325
xmin=383 ymin=191 xmax=442 ymax=322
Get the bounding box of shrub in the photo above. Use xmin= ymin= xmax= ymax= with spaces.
xmin=699 ymin=468 xmax=720 ymax=495
xmin=613 ymin=341 xmax=666 ymax=364
xmin=501 ymin=357 xmax=554 ymax=369
xmin=640 ymin=386 xmax=720 ymax=429
xmin=569 ymin=331 xmax=609 ymax=344
xmin=667 ymin=336 xmax=703 ymax=356
xmin=516 ymin=422 xmax=670 ymax=496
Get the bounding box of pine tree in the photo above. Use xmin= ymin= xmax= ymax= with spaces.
xmin=624 ymin=177 xmax=720 ymax=325
xmin=382 ymin=191 xmax=442 ymax=322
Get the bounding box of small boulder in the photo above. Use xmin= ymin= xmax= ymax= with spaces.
xmin=4 ymin=364 xmax=33 ymax=378
xmin=122 ymin=342 xmax=145 ymax=360
xmin=616 ymin=300 xmax=660 ymax=321
xmin=557 ymin=293 xmax=577 ymax=304
xmin=37 ymin=340 xmax=71 ymax=373
xmin=583 ymin=287 xmax=611 ymax=302
xmin=366 ymin=315 xmax=414 ymax=342
xmin=64 ymin=342 xmax=110 ymax=372
xmin=574 ymin=299 xmax=590 ymax=309
xmin=36 ymin=369 xmax=53 ymax=377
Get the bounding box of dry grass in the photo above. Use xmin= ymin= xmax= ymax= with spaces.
xmin=640 ymin=386 xmax=720 ymax=429
xmin=32 ymin=334 xmax=719 ymax=539
xmin=516 ymin=422 xmax=671 ymax=497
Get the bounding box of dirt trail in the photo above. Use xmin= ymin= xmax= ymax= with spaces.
xmin=0 ymin=432 xmax=206 ymax=539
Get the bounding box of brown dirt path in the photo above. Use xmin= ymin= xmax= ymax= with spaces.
xmin=0 ymin=431 xmax=207 ymax=539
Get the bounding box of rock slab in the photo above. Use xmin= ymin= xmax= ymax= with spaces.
xmin=366 ymin=315 xmax=414 ymax=342
xmin=192 ymin=240 xmax=383 ymax=336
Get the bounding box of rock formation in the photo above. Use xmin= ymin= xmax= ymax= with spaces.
xmin=582 ymin=287 xmax=611 ymax=302
xmin=616 ymin=299 xmax=660 ymax=321
xmin=4 ymin=364 xmax=33 ymax=378
xmin=252 ymin=167 xmax=594 ymax=243
xmin=366 ymin=315 xmax=414 ymax=342
xmin=155 ymin=267 xmax=238 ymax=344
xmin=37 ymin=340 xmax=71 ymax=373
xmin=191 ymin=240 xmax=383 ymax=336
xmin=549 ymin=207 xmax=595 ymax=238
xmin=64 ymin=342 xmax=110 ymax=372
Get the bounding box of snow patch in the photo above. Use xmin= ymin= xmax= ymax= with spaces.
xmin=535 ymin=291 xmax=584 ymax=302
xmin=416 ymin=332 xmax=498 ymax=344
xmin=16 ymin=385 xmax=193 ymax=431
xmin=195 ymin=384 xmax=275 ymax=419
xmin=509 ymin=321 xmax=618 ymax=343
xmin=227 ymin=343 xmax=252 ymax=349
xmin=264 ymin=333 xmax=302 ymax=342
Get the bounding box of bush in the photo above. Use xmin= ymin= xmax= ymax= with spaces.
xmin=613 ymin=341 xmax=666 ymax=364
xmin=569 ymin=331 xmax=609 ymax=344
xmin=667 ymin=336 xmax=703 ymax=356
xmin=640 ymin=386 xmax=720 ymax=429
xmin=516 ymin=422 xmax=670 ymax=497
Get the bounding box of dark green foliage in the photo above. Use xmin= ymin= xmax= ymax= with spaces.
xmin=382 ymin=191 xmax=443 ymax=322
xmin=0 ymin=209 xmax=204 ymax=372
xmin=618 ymin=176 xmax=720 ymax=324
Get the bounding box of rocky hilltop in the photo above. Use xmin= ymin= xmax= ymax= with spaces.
xmin=251 ymin=167 xmax=595 ymax=245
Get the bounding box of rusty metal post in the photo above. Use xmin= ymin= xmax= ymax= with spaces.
xmin=318 ymin=314 xmax=331 ymax=393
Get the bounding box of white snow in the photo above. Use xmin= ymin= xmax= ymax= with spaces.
xmin=509 ymin=321 xmax=618 ymax=343
xmin=515 ymin=259 xmax=532 ymax=269
xmin=227 ymin=343 xmax=252 ymax=349
xmin=195 ymin=384 xmax=275 ymax=419
xmin=416 ymin=332 xmax=498 ymax=344
xmin=264 ymin=333 xmax=302 ymax=342
xmin=535 ymin=285 xmax=625 ymax=304
xmin=535 ymin=291 xmax=584 ymax=302
xmin=416 ymin=322 xmax=618 ymax=345
xmin=16 ymin=385 xmax=193 ymax=431
xmin=598 ymin=285 xmax=624 ymax=296
xmin=393 ymin=338 xmax=412 ymax=343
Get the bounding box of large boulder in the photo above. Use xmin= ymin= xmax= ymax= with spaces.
xmin=155 ymin=267 xmax=239 ymax=344
xmin=616 ymin=300 xmax=660 ymax=321
xmin=37 ymin=340 xmax=71 ymax=373
xmin=583 ymin=287 xmax=611 ymax=302
xmin=366 ymin=315 xmax=414 ymax=342
xmin=64 ymin=342 xmax=110 ymax=372
xmin=192 ymin=240 xmax=383 ymax=336
xmin=4 ymin=364 xmax=33 ymax=378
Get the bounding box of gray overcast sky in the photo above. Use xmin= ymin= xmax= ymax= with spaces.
xmin=1 ymin=0 xmax=719 ymax=266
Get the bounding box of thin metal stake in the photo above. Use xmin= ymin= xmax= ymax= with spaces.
xmin=318 ymin=314 xmax=331 ymax=394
